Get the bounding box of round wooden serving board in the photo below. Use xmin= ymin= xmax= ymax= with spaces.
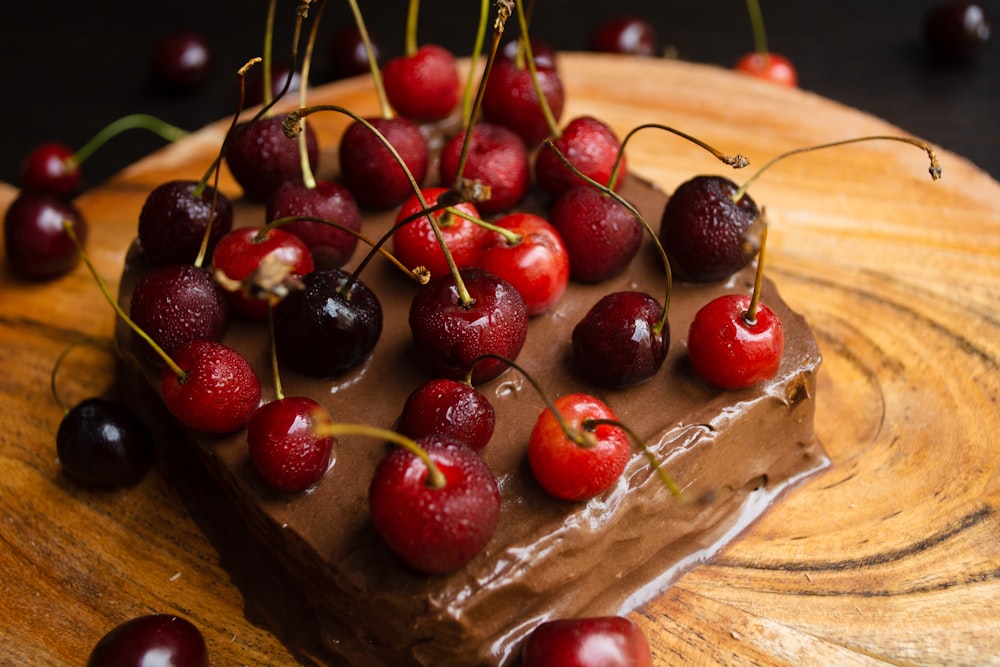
xmin=2 ymin=53 xmax=999 ymax=665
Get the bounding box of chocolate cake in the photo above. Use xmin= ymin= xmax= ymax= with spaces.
xmin=116 ymin=161 xmax=827 ymax=664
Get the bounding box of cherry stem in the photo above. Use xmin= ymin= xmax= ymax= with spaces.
xmin=470 ymin=353 xmax=595 ymax=449
xmin=346 ymin=0 xmax=392 ymax=118
xmin=513 ymin=0 xmax=559 ymax=139
xmin=267 ymin=304 xmax=285 ymax=401
xmin=69 ymin=114 xmax=188 ymax=172
xmin=285 ymin=104 xmax=473 ymax=304
xmin=61 ymin=222 xmax=187 ymax=381
xmin=582 ymin=418 xmax=683 ymax=497
xmin=745 ymin=0 xmax=770 ymax=58
xmin=744 ymin=216 xmax=768 ymax=325
xmin=312 ymin=420 xmax=447 ymax=490
xmin=460 ymin=0 xmax=491 ymax=127
xmin=262 ymin=0 xmax=277 ymax=108
xmin=50 ymin=337 xmax=116 ymax=415
xmin=732 ymin=135 xmax=943 ymax=202
xmin=404 ymin=0 xmax=419 ymax=56
xmin=542 ymin=139 xmax=672 ymax=337
xmin=296 ymin=0 xmax=326 ymax=190
xmin=612 ymin=123 xmax=749 ymax=189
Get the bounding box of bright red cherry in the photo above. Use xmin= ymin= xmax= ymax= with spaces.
xmin=528 ymin=393 xmax=630 ymax=501
xmin=396 ymin=378 xmax=496 ymax=452
xmin=734 ymin=52 xmax=798 ymax=87
xmin=438 ymin=122 xmax=530 ymax=215
xmin=549 ymin=186 xmax=643 ymax=283
xmin=392 ymin=187 xmax=490 ymax=279
xmin=478 ymin=212 xmax=570 ymax=316
xmin=535 ymin=115 xmax=627 ymax=200
xmin=521 ymin=616 xmax=654 ymax=667
xmin=160 ymin=340 xmax=261 ymax=434
xmin=590 ymin=16 xmax=660 ymax=57
xmin=19 ymin=142 xmax=79 ymax=196
xmin=687 ymin=294 xmax=784 ymax=389
xmin=3 ymin=192 xmax=87 ymax=280
xmin=369 ymin=436 xmax=501 ymax=574
xmin=247 ymin=397 xmax=335 ymax=493
xmin=382 ymin=44 xmax=461 ymax=121
xmin=338 ymin=116 xmax=429 ymax=210
xmin=87 ymin=614 xmax=208 ymax=667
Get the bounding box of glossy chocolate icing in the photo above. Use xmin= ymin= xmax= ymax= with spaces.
xmin=117 ymin=174 xmax=828 ymax=666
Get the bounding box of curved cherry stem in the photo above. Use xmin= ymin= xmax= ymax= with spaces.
xmin=744 ymin=216 xmax=768 ymax=325
xmin=50 ymin=337 xmax=116 ymax=415
xmin=312 ymin=420 xmax=447 ymax=489
xmin=346 ymin=0 xmax=392 ymax=118
xmin=62 ymin=222 xmax=186 ymax=381
xmin=732 ymin=135 xmax=943 ymax=202
xmin=745 ymin=0 xmax=770 ymax=58
xmin=582 ymin=418 xmax=682 ymax=497
xmin=513 ymin=0 xmax=560 ymax=139
xmin=295 ymin=0 xmax=327 ymax=190
xmin=68 ymin=114 xmax=188 ymax=173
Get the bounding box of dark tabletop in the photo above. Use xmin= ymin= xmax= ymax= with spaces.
xmin=1 ymin=0 xmax=997 ymax=189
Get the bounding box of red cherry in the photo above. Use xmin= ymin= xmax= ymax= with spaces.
xmin=160 ymin=340 xmax=261 ymax=434
xmin=392 ymin=187 xmax=490 ymax=279
xmin=549 ymin=186 xmax=643 ymax=283
xmin=438 ymin=122 xmax=529 ymax=215
xmin=329 ymin=25 xmax=383 ymax=79
xmin=734 ymin=52 xmax=798 ymax=87
xmin=924 ymin=0 xmax=992 ymax=63
xmin=225 ymin=115 xmax=319 ymax=202
xmin=210 ymin=226 xmax=314 ymax=320
xmin=369 ymin=436 xmax=501 ymax=574
xmin=535 ymin=116 xmax=627 ymax=200
xmin=137 ymin=180 xmax=233 ymax=267
xmin=521 ymin=616 xmax=654 ymax=667
xmin=338 ymin=116 xmax=429 ymax=210
xmin=479 ymin=212 xmax=570 ymax=316
xmin=3 ymin=192 xmax=87 ymax=280
xmin=590 ymin=16 xmax=660 ymax=57
xmin=528 ymin=393 xmax=630 ymax=501
xmin=152 ymin=31 xmax=211 ymax=91
xmin=396 ymin=378 xmax=496 ymax=452
xmin=265 ymin=179 xmax=362 ymax=270
xmin=482 ymin=39 xmax=565 ymax=146
xmin=87 ymin=614 xmax=208 ymax=667
xmin=247 ymin=397 xmax=335 ymax=493
xmin=56 ymin=398 xmax=154 ymax=489
xmin=687 ymin=294 xmax=784 ymax=389
xmin=382 ymin=44 xmax=461 ymax=121
xmin=19 ymin=141 xmax=80 ymax=196
xmin=408 ymin=268 xmax=529 ymax=384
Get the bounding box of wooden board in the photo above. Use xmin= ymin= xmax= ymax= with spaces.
xmin=2 ymin=52 xmax=999 ymax=664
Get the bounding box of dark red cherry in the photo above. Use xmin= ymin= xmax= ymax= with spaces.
xmin=56 ymin=397 xmax=154 ymax=488
xmin=225 ymin=115 xmax=319 ymax=202
xmin=734 ymin=52 xmax=798 ymax=87
xmin=482 ymin=39 xmax=565 ymax=146
xmin=19 ymin=141 xmax=80 ymax=196
xmin=549 ymin=186 xmax=643 ymax=283
xmin=369 ymin=436 xmax=501 ymax=573
xmin=591 ymin=15 xmax=660 ymax=57
xmin=521 ymin=615 xmax=654 ymax=667
xmin=247 ymin=397 xmax=335 ymax=493
xmin=152 ymin=31 xmax=211 ymax=91
xmin=408 ymin=268 xmax=529 ymax=384
xmin=396 ymin=378 xmax=496 ymax=452
xmin=273 ymin=268 xmax=383 ymax=377
xmin=687 ymin=294 xmax=784 ymax=389
xmin=329 ymin=25 xmax=384 ymax=79
xmin=265 ymin=179 xmax=361 ymax=269
xmin=382 ymin=44 xmax=461 ymax=121
xmin=87 ymin=614 xmax=208 ymax=667
xmin=659 ymin=175 xmax=760 ymax=283
xmin=338 ymin=116 xmax=429 ymax=209
xmin=129 ymin=264 xmax=228 ymax=360
xmin=3 ymin=193 xmax=86 ymax=280
xmin=392 ymin=187 xmax=490 ymax=279
xmin=924 ymin=0 xmax=992 ymax=63
xmin=535 ymin=115 xmax=626 ymax=199
xmin=571 ymin=291 xmax=668 ymax=388
xmin=438 ymin=122 xmax=529 ymax=215
xmin=137 ymin=180 xmax=233 ymax=267
xmin=160 ymin=340 xmax=261 ymax=433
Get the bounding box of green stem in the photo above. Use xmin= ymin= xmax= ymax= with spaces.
xmin=744 ymin=217 xmax=768 ymax=325
xmin=461 ymin=0 xmax=491 ymax=127
xmin=745 ymin=0 xmax=769 ymax=57
xmin=50 ymin=337 xmax=116 ymax=414
xmin=405 ymin=0 xmax=419 ymax=55
xmin=346 ymin=0 xmax=392 ymax=118
xmin=313 ymin=422 xmax=447 ymax=489
xmin=267 ymin=304 xmax=285 ymax=401
xmin=69 ymin=114 xmax=188 ymax=169
xmin=262 ymin=0 xmax=277 ymax=108
xmin=513 ymin=0 xmax=559 ymax=139
xmin=583 ymin=418 xmax=682 ymax=497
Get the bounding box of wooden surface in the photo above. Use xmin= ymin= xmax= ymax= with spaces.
xmin=2 ymin=53 xmax=999 ymax=665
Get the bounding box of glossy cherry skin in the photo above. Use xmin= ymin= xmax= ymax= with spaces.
xmin=396 ymin=378 xmax=496 ymax=452
xmin=521 ymin=616 xmax=654 ymax=667
xmin=338 ymin=116 xmax=429 ymax=210
xmin=369 ymin=436 xmax=501 ymax=574
xmin=161 ymin=340 xmax=261 ymax=433
xmin=479 ymin=212 xmax=570 ymax=316
xmin=734 ymin=52 xmax=799 ymax=87
xmin=571 ymin=291 xmax=668 ymax=388
xmin=87 ymin=614 xmax=208 ymax=667
xmin=137 ymin=180 xmax=233 ymax=267
xmin=152 ymin=31 xmax=211 ymax=91
xmin=247 ymin=397 xmax=334 ymax=493
xmin=529 ymin=393 xmax=630 ymax=501
xmin=924 ymin=0 xmax=992 ymax=63
xmin=659 ymin=174 xmax=760 ymax=283
xmin=382 ymin=44 xmax=461 ymax=121
xmin=482 ymin=39 xmax=565 ymax=146
xmin=409 ymin=268 xmax=529 ymax=384
xmin=549 ymin=186 xmax=643 ymax=283
xmin=210 ymin=226 xmax=314 ymax=320
xmin=19 ymin=141 xmax=79 ymax=196
xmin=225 ymin=115 xmax=319 ymax=202
xmin=56 ymin=397 xmax=154 ymax=488
xmin=3 ymin=193 xmax=86 ymax=280
xmin=687 ymin=294 xmax=784 ymax=389
xmin=535 ymin=115 xmax=627 ymax=199
xmin=591 ymin=16 xmax=660 ymax=57
xmin=438 ymin=122 xmax=530 ymax=215
xmin=265 ymin=179 xmax=362 ymax=270
xmin=273 ymin=269 xmax=383 ymax=377
xmin=392 ymin=187 xmax=490 ymax=279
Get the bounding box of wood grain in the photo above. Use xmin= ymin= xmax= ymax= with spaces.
xmin=2 ymin=53 xmax=999 ymax=665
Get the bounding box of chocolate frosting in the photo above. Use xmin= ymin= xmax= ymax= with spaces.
xmin=117 ymin=173 xmax=827 ymax=666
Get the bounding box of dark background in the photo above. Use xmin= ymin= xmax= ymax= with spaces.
xmin=1 ymin=0 xmax=997 ymax=189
